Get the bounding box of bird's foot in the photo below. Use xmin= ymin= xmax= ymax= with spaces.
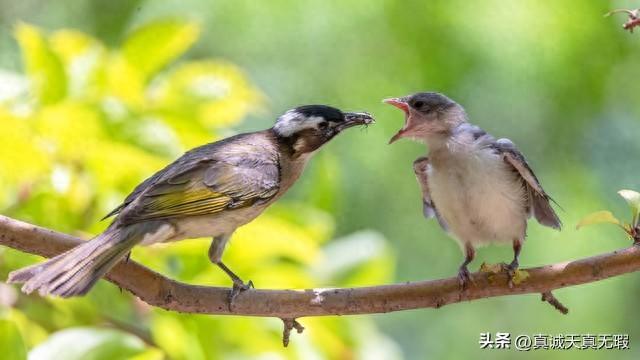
xmin=457 ymin=266 xmax=473 ymax=291
xmin=228 ymin=279 xmax=254 ymax=311
xmin=502 ymin=260 xmax=519 ymax=289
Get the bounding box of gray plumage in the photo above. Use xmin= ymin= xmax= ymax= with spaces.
xmin=413 ymin=157 xmax=448 ymax=232
xmin=490 ymin=138 xmax=561 ymax=229
xmin=8 ymin=106 xmax=373 ymax=297
xmin=414 ymin=125 xmax=561 ymax=237
xmin=386 ymin=92 xmax=560 ymax=287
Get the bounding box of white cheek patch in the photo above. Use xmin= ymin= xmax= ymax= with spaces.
xmin=274 ymin=111 xmax=326 ymax=137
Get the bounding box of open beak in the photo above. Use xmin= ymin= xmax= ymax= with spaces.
xmin=338 ymin=112 xmax=375 ymax=131
xmin=383 ymin=97 xmax=410 ymax=144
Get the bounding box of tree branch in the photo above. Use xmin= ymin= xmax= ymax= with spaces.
xmin=540 ymin=291 xmax=569 ymax=315
xmin=2 ymin=215 xmax=640 ymax=319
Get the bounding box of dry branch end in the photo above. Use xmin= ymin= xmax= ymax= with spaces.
xmin=606 ymin=8 xmax=640 ymax=33
xmin=541 ymin=291 xmax=569 ymax=314
xmin=281 ymin=318 xmax=305 ymax=347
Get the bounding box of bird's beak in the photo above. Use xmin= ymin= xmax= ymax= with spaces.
xmin=383 ymin=98 xmax=410 ymax=144
xmin=339 ymin=112 xmax=375 ymax=131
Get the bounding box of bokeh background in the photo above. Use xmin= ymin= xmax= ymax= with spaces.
xmin=1 ymin=0 xmax=639 ymax=359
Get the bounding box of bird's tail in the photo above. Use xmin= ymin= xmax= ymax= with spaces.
xmin=7 ymin=226 xmax=140 ymax=297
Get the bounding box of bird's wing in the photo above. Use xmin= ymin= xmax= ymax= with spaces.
xmin=492 ymin=138 xmax=562 ymax=230
xmin=111 ymin=135 xmax=280 ymax=225
xmin=101 ymin=175 xmax=158 ymax=220
xmin=413 ymin=157 xmax=448 ymax=231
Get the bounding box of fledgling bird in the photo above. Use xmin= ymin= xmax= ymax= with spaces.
xmin=384 ymin=92 xmax=560 ymax=288
xmin=8 ymin=105 xmax=374 ymax=303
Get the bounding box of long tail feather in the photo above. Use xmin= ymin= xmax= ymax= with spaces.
xmin=8 ymin=226 xmax=140 ymax=297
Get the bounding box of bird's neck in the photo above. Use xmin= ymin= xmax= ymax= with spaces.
xmin=270 ymin=128 xmax=297 ymax=154
xmin=273 ymin=131 xmax=315 ymax=193
xmin=270 ymin=128 xmax=323 ymax=159
xmin=423 ymin=128 xmax=460 ymax=153
xmin=423 ymin=135 xmax=450 ymax=152
xmin=424 ymin=108 xmax=469 ymax=152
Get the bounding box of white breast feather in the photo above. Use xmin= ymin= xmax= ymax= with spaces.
xmin=428 ymin=141 xmax=527 ymax=249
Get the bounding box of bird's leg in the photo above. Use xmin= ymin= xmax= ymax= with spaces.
xmin=217 ymin=261 xmax=254 ymax=304
xmin=505 ymin=238 xmax=522 ymax=288
xmin=209 ymin=234 xmax=253 ymax=310
xmin=458 ymin=243 xmax=475 ymax=290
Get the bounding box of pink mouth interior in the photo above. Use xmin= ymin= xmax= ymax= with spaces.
xmin=384 ymin=98 xmax=414 ymax=144
xmin=384 ymin=99 xmax=410 ymax=130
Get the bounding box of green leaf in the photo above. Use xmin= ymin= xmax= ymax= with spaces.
xmin=618 ymin=189 xmax=640 ymax=221
xmin=14 ymin=22 xmax=67 ymax=104
xmin=122 ymin=19 xmax=200 ymax=81
xmin=0 ymin=319 xmax=27 ymax=360
xmin=128 ymin=348 xmax=165 ymax=360
xmin=28 ymin=327 xmax=149 ymax=360
xmin=151 ymin=60 xmax=262 ymax=129
xmin=576 ymin=210 xmax=622 ymax=230
xmin=150 ymin=316 xmax=206 ymax=360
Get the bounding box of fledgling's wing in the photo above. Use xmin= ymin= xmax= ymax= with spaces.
xmin=109 ymin=132 xmax=281 ymax=225
xmin=413 ymin=157 xmax=449 ymax=232
xmin=491 ymin=138 xmax=562 ymax=230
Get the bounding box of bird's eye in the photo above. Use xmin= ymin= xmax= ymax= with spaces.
xmin=413 ymin=101 xmax=424 ymax=109
xmin=318 ymin=121 xmax=329 ymax=130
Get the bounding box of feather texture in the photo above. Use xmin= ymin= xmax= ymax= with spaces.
xmin=7 ymin=223 xmax=168 ymax=297
xmin=492 ymin=138 xmax=562 ymax=230
xmin=413 ymin=156 xmax=449 ymax=232
xmin=110 ymin=131 xmax=281 ymax=225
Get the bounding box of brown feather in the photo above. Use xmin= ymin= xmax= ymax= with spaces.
xmin=495 ymin=139 xmax=562 ymax=230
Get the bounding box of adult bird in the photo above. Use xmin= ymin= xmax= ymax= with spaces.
xmin=9 ymin=105 xmax=374 ymax=303
xmin=384 ymin=92 xmax=560 ymax=288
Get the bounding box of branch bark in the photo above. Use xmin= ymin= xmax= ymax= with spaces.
xmin=2 ymin=215 xmax=640 ymax=319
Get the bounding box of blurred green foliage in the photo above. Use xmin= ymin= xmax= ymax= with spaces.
xmin=577 ymin=189 xmax=640 ymax=241
xmin=1 ymin=0 xmax=640 ymax=359
xmin=0 ymin=18 xmax=397 ymax=360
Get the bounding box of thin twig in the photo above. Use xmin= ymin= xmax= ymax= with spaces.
xmin=606 ymin=8 xmax=640 ymax=33
xmin=540 ymin=291 xmax=569 ymax=315
xmin=281 ymin=318 xmax=305 ymax=347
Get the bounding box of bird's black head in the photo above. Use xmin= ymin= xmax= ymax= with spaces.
xmin=273 ymin=105 xmax=374 ymax=155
